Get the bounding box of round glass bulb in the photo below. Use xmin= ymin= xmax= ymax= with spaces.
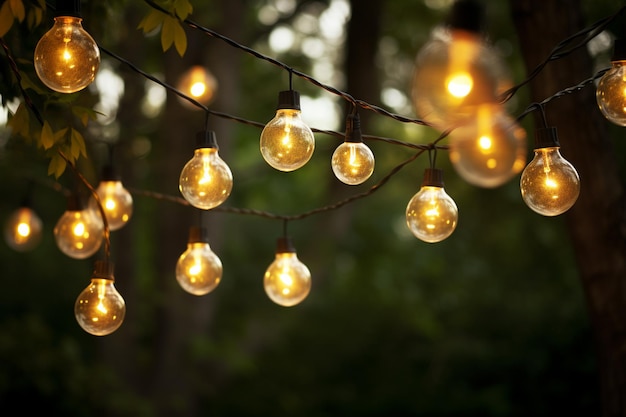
xmin=75 ymin=277 xmax=125 ymax=336
xmin=449 ymin=105 xmax=527 ymax=188
xmin=177 ymin=65 xmax=218 ymax=108
xmin=179 ymin=148 xmax=233 ymax=210
xmin=331 ymin=141 xmax=375 ymax=185
xmin=406 ymin=185 xmax=458 ymax=243
xmin=596 ymin=61 xmax=626 ymax=126
xmin=260 ymin=109 xmax=315 ymax=172
xmin=89 ymin=180 xmax=133 ymax=231
xmin=412 ymin=28 xmax=510 ymax=128
xmin=4 ymin=207 xmax=43 ymax=252
xmin=54 ymin=208 xmax=103 ymax=259
xmin=176 ymin=242 xmax=222 ymax=296
xmin=34 ymin=16 xmax=100 ymax=93
xmin=264 ymin=251 xmax=311 ymax=307
xmin=520 ymin=147 xmax=580 ymax=216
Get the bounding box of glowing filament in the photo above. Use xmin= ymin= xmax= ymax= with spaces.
xmin=17 ymin=223 xmax=31 ymax=237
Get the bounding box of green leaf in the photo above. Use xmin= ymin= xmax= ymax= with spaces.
xmin=27 ymin=6 xmax=43 ymax=29
xmin=70 ymin=128 xmax=85 ymax=159
xmin=0 ymin=1 xmax=14 ymax=37
xmin=47 ymin=153 xmax=67 ymax=178
xmin=9 ymin=0 xmax=25 ymax=22
xmin=72 ymin=106 xmax=97 ymax=126
xmin=138 ymin=9 xmax=164 ymax=34
xmin=40 ymin=120 xmax=54 ymax=150
xmin=173 ymin=0 xmax=193 ymax=20
xmin=173 ymin=19 xmax=187 ymax=56
xmin=161 ymin=16 xmax=176 ymax=52
xmin=7 ymin=103 xmax=30 ymax=137
xmin=53 ymin=127 xmax=68 ymax=143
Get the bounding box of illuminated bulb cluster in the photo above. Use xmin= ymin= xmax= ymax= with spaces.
xmin=260 ymin=90 xmax=315 ymax=172
xmin=177 ymin=65 xmax=218 ymax=108
xmin=33 ymin=0 xmax=100 ymax=93
xmin=331 ymin=114 xmax=375 ymax=185
xmin=4 ymin=206 xmax=43 ymax=252
xmin=264 ymin=237 xmax=311 ymax=307
xmin=406 ymin=168 xmax=458 ymax=243
xmin=90 ymin=165 xmax=133 ymax=231
xmin=176 ymin=226 xmax=223 ymax=296
xmin=54 ymin=194 xmax=103 ymax=259
xmin=596 ymin=38 xmax=626 ymax=126
xmin=75 ymin=260 xmax=126 ymax=336
xmin=179 ymin=131 xmax=233 ymax=210
xmin=520 ymin=127 xmax=580 ymax=216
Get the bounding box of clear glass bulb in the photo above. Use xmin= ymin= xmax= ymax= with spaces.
xmin=331 ymin=141 xmax=375 ymax=185
xmin=89 ymin=180 xmax=133 ymax=231
xmin=260 ymin=108 xmax=315 ymax=172
xmin=54 ymin=205 xmax=103 ymax=259
xmin=177 ymin=65 xmax=218 ymax=108
xmin=412 ymin=27 xmax=510 ymax=128
xmin=449 ymin=105 xmax=527 ymax=188
xmin=596 ymin=60 xmax=626 ymax=126
xmin=4 ymin=207 xmax=43 ymax=252
xmin=521 ymin=147 xmax=580 ymax=216
xmin=179 ymin=147 xmax=233 ymax=210
xmin=264 ymin=238 xmax=311 ymax=307
xmin=75 ymin=261 xmax=125 ymax=336
xmin=176 ymin=242 xmax=222 ymax=296
xmin=406 ymin=169 xmax=458 ymax=243
xmin=34 ymin=16 xmax=100 ymax=93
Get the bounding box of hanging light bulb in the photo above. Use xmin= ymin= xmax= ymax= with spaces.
xmin=179 ymin=130 xmax=233 ymax=210
xmin=177 ymin=65 xmax=218 ymax=108
xmin=260 ymin=90 xmax=315 ymax=172
xmin=264 ymin=237 xmax=311 ymax=307
xmin=54 ymin=193 xmax=104 ymax=259
xmin=75 ymin=260 xmax=125 ymax=336
xmin=176 ymin=226 xmax=223 ymax=296
xmin=411 ymin=0 xmax=511 ymax=128
xmin=406 ymin=168 xmax=458 ymax=243
xmin=596 ymin=38 xmax=626 ymax=126
xmin=33 ymin=0 xmax=100 ymax=93
xmin=331 ymin=113 xmax=375 ymax=185
xmin=89 ymin=165 xmax=133 ymax=231
xmin=520 ymin=127 xmax=580 ymax=216
xmin=4 ymin=206 xmax=43 ymax=252
xmin=448 ymin=104 xmax=527 ymax=188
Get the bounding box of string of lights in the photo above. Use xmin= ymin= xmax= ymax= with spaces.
xmin=2 ymin=0 xmax=625 ymax=335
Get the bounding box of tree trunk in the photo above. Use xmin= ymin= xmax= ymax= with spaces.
xmin=510 ymin=0 xmax=626 ymax=414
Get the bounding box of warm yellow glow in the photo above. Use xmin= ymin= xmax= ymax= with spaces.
xmin=75 ymin=276 xmax=125 ymax=336
xmin=54 ymin=208 xmax=103 ymax=259
xmin=406 ymin=184 xmax=458 ymax=243
xmin=190 ymin=82 xmax=206 ymax=97
xmin=4 ymin=207 xmax=43 ymax=252
xmin=264 ymin=252 xmax=311 ymax=307
xmin=16 ymin=222 xmax=31 ymax=237
xmin=179 ymin=147 xmax=233 ymax=210
xmin=91 ymin=180 xmax=134 ymax=231
xmin=597 ymin=61 xmax=626 ymax=126
xmin=446 ymin=72 xmax=473 ymax=98
xmin=260 ymin=109 xmax=315 ymax=172
xmin=73 ymin=222 xmax=86 ymax=236
xmin=331 ymin=141 xmax=375 ymax=185
xmin=176 ymin=242 xmax=222 ymax=296
xmin=177 ymin=66 xmax=217 ymax=107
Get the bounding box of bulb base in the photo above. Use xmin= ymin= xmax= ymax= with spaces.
xmin=100 ymin=164 xmax=121 ymax=181
xmin=66 ymin=192 xmax=84 ymax=211
xmin=93 ymin=259 xmax=115 ymax=280
xmin=447 ymin=0 xmax=484 ymax=33
xmin=422 ymin=168 xmax=445 ymax=188
xmin=55 ymin=0 xmax=81 ymax=17
xmin=534 ymin=127 xmax=560 ymax=149
xmin=277 ymin=90 xmax=301 ymax=110
xmin=344 ymin=113 xmax=363 ymax=143
xmin=195 ymin=130 xmax=218 ymax=149
xmin=276 ymin=236 xmax=296 ymax=253
xmin=188 ymin=225 xmax=210 ymax=243
xmin=612 ymin=38 xmax=626 ymax=62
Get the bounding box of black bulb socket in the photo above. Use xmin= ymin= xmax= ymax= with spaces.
xmin=66 ymin=192 xmax=84 ymax=211
xmin=612 ymin=38 xmax=626 ymax=62
xmin=55 ymin=0 xmax=81 ymax=18
xmin=277 ymin=90 xmax=301 ymax=111
xmin=534 ymin=127 xmax=560 ymax=149
xmin=344 ymin=113 xmax=363 ymax=143
xmin=100 ymin=164 xmax=121 ymax=182
xmin=276 ymin=236 xmax=296 ymax=254
xmin=92 ymin=259 xmax=115 ymax=280
xmin=422 ymin=168 xmax=445 ymax=188
xmin=195 ymin=130 xmax=218 ymax=150
xmin=188 ymin=226 xmax=210 ymax=244
xmin=447 ymin=0 xmax=484 ymax=34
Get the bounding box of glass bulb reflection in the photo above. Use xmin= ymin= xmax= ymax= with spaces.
xmin=90 ymin=180 xmax=133 ymax=231
xmin=520 ymin=147 xmax=580 ymax=216
xmin=264 ymin=241 xmax=311 ymax=307
xmin=4 ymin=207 xmax=43 ymax=252
xmin=54 ymin=207 xmax=103 ymax=259
xmin=449 ymin=105 xmax=527 ymax=188
xmin=260 ymin=109 xmax=315 ymax=172
xmin=34 ymin=16 xmax=100 ymax=93
xmin=596 ymin=60 xmax=626 ymax=126
xmin=406 ymin=173 xmax=458 ymax=243
xmin=75 ymin=261 xmax=125 ymax=336
xmin=179 ymin=147 xmax=233 ymax=210
xmin=331 ymin=141 xmax=375 ymax=185
xmin=176 ymin=242 xmax=222 ymax=296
